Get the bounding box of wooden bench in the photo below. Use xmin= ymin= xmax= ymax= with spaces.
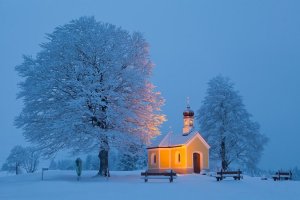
xmin=141 ymin=170 xmax=177 ymax=183
xmin=216 ymin=170 xmax=243 ymax=181
xmin=272 ymin=171 xmax=292 ymax=181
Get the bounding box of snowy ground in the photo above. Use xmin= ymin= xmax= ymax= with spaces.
xmin=0 ymin=170 xmax=299 ymax=200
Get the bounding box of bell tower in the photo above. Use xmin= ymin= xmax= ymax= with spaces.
xmin=182 ymin=98 xmax=194 ymax=135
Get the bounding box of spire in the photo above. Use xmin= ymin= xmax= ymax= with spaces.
xmin=183 ymin=98 xmax=194 ymax=135
xmin=183 ymin=97 xmax=194 ymax=117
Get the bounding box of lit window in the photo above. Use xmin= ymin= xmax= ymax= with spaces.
xmin=190 ymin=121 xmax=193 ymax=126
xmin=184 ymin=119 xmax=189 ymax=126
xmin=151 ymin=153 xmax=157 ymax=165
xmin=175 ymin=152 xmax=181 ymax=164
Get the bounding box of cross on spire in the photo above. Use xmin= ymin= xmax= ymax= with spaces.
xmin=186 ymin=97 xmax=190 ymax=108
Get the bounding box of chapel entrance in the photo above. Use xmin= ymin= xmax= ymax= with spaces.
xmin=193 ymin=153 xmax=201 ymax=173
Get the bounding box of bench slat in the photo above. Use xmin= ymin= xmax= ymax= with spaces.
xmin=141 ymin=170 xmax=177 ymax=183
xmin=217 ymin=171 xmax=242 ymax=175
xmin=273 ymin=175 xmax=291 ymax=177
xmin=141 ymin=172 xmax=177 ymax=176
xmin=215 ymin=170 xmax=243 ymax=181
xmin=142 ymin=177 xmax=170 ymax=179
xmin=275 ymin=173 xmax=290 ymax=175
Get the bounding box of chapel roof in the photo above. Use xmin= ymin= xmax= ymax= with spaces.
xmin=148 ymin=130 xmax=210 ymax=149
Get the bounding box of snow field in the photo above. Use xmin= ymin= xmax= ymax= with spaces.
xmin=0 ymin=170 xmax=299 ymax=200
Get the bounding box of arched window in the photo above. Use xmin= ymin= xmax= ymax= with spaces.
xmin=151 ymin=153 xmax=157 ymax=165
xmin=175 ymin=151 xmax=181 ymax=164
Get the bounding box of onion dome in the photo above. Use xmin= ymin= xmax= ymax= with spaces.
xmin=183 ymin=106 xmax=194 ymax=117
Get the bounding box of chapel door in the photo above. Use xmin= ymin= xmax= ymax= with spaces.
xmin=193 ymin=153 xmax=201 ymax=173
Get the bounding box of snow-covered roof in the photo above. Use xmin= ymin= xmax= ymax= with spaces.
xmin=148 ymin=130 xmax=210 ymax=149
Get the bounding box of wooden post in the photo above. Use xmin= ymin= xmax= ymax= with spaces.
xmin=221 ymin=169 xmax=223 ymax=180
xmin=145 ymin=171 xmax=148 ymax=182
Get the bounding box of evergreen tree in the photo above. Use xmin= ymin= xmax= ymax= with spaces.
xmin=118 ymin=139 xmax=147 ymax=171
xmin=197 ymin=75 xmax=268 ymax=171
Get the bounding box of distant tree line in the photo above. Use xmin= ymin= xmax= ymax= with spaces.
xmin=48 ymin=147 xmax=147 ymax=171
xmin=1 ymin=142 xmax=147 ymax=174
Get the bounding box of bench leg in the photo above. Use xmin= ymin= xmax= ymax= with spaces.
xmin=145 ymin=178 xmax=148 ymax=182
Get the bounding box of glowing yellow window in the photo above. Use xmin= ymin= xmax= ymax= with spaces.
xmin=175 ymin=152 xmax=181 ymax=164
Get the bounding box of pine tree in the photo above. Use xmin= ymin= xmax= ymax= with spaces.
xmin=197 ymin=75 xmax=268 ymax=171
xmin=118 ymin=138 xmax=147 ymax=171
xmin=15 ymin=17 xmax=165 ymax=175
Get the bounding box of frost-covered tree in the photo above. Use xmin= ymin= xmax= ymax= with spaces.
xmin=56 ymin=159 xmax=75 ymax=170
xmin=197 ymin=75 xmax=268 ymax=171
xmin=118 ymin=137 xmax=147 ymax=171
xmin=2 ymin=146 xmax=40 ymax=174
xmin=15 ymin=17 xmax=165 ymax=175
xmin=84 ymin=155 xmax=99 ymax=170
xmin=22 ymin=147 xmax=40 ymax=173
xmin=3 ymin=145 xmax=24 ymax=174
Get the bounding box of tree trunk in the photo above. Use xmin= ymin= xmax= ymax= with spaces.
xmin=221 ymin=139 xmax=228 ymax=171
xmin=98 ymin=136 xmax=109 ymax=176
xmin=98 ymin=149 xmax=108 ymax=176
xmin=15 ymin=162 xmax=19 ymax=175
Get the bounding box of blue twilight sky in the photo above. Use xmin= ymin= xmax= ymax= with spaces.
xmin=0 ymin=0 xmax=300 ymax=170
